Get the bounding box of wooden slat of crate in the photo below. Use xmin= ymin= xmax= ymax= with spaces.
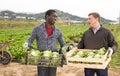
xmin=67 ymin=57 xmax=104 ymax=63
xmin=67 ymin=57 xmax=111 ymax=69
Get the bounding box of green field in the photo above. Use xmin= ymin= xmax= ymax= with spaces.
xmin=0 ymin=20 xmax=120 ymax=67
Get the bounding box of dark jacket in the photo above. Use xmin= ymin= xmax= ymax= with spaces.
xmin=77 ymin=26 xmax=118 ymax=53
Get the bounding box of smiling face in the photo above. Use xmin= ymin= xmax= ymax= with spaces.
xmin=45 ymin=10 xmax=58 ymax=25
xmin=46 ymin=12 xmax=57 ymax=25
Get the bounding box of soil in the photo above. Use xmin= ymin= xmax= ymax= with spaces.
xmin=0 ymin=62 xmax=120 ymax=76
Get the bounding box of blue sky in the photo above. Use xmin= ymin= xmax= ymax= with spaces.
xmin=0 ymin=0 xmax=119 ymax=20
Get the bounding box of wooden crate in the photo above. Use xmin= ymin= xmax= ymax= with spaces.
xmin=27 ymin=54 xmax=63 ymax=67
xmin=66 ymin=47 xmax=112 ymax=69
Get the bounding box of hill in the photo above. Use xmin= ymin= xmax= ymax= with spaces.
xmin=0 ymin=10 xmax=114 ymax=23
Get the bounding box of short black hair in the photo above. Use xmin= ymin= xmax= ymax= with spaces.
xmin=45 ymin=9 xmax=56 ymax=20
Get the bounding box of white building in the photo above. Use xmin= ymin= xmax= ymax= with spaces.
xmin=117 ymin=17 xmax=120 ymax=24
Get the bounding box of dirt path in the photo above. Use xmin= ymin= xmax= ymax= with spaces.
xmin=0 ymin=62 xmax=120 ymax=76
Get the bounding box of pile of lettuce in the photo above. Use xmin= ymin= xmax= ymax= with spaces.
xmin=27 ymin=50 xmax=62 ymax=66
xmin=71 ymin=47 xmax=106 ymax=58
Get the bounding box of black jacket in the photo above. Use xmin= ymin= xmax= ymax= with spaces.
xmin=77 ymin=26 xmax=118 ymax=53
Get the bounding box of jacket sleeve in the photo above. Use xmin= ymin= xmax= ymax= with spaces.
xmin=26 ymin=27 xmax=37 ymax=45
xmin=58 ymin=31 xmax=66 ymax=48
xmin=77 ymin=33 xmax=85 ymax=49
xmin=107 ymin=31 xmax=118 ymax=53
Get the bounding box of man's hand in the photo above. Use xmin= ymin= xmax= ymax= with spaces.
xmin=61 ymin=46 xmax=68 ymax=54
xmin=23 ymin=42 xmax=29 ymax=50
xmin=66 ymin=47 xmax=78 ymax=57
xmin=107 ymin=47 xmax=113 ymax=58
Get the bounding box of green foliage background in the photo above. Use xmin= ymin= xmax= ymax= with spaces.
xmin=0 ymin=20 xmax=120 ymax=67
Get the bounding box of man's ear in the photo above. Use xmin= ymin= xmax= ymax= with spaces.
xmin=46 ymin=15 xmax=49 ymax=19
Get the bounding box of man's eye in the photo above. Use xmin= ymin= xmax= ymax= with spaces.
xmin=54 ymin=15 xmax=57 ymax=18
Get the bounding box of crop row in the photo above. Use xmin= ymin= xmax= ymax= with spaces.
xmin=0 ymin=24 xmax=120 ymax=66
